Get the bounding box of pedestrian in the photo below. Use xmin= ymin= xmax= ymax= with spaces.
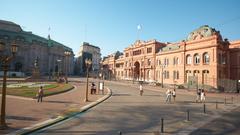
xmin=172 ymin=89 xmax=176 ymax=103
xmin=165 ymin=89 xmax=171 ymax=103
xmin=37 ymin=86 xmax=44 ymax=102
xmin=196 ymin=89 xmax=201 ymax=103
xmin=139 ymin=83 xmax=143 ymax=96
xmin=91 ymin=83 xmax=96 ymax=94
xmin=201 ymin=89 xmax=206 ymax=103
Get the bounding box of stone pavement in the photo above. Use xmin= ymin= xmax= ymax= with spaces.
xmin=34 ymin=81 xmax=240 ymax=135
xmin=0 ymin=81 xmax=106 ymax=134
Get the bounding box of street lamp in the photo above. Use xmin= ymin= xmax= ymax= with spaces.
xmin=0 ymin=40 xmax=18 ymax=129
xmin=161 ymin=64 xmax=166 ymax=88
xmin=64 ymin=51 xmax=71 ymax=83
xmin=56 ymin=59 xmax=61 ymax=78
xmin=85 ymin=58 xmax=92 ymax=102
xmin=132 ymin=65 xmax=135 ymax=84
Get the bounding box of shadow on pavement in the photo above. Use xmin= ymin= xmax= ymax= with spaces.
xmin=6 ymin=115 xmax=38 ymax=121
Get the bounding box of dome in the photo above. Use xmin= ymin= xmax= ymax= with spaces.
xmin=187 ymin=25 xmax=221 ymax=41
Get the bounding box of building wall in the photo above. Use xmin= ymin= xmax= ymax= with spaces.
xmin=0 ymin=20 xmax=74 ymax=76
xmin=76 ymin=42 xmax=101 ymax=75
xmin=102 ymin=25 xmax=240 ymax=91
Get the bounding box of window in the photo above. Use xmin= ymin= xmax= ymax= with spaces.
xmin=173 ymin=71 xmax=179 ymax=80
xmin=158 ymin=59 xmax=161 ymax=65
xmin=147 ymin=47 xmax=152 ymax=53
xmin=125 ymin=53 xmax=129 ymax=57
xmin=203 ymin=52 xmax=210 ymax=64
xmin=125 ymin=61 xmax=128 ymax=67
xmin=186 ymin=55 xmax=192 ymax=64
xmin=218 ymin=53 xmax=226 ymax=64
xmin=133 ymin=50 xmax=141 ymax=56
xmin=194 ymin=54 xmax=200 ymax=64
xmin=164 ymin=58 xmax=169 ymax=66
xmin=147 ymin=59 xmax=151 ymax=66
xmin=173 ymin=57 xmax=179 ymax=65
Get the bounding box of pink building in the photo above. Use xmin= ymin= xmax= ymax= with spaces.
xmin=102 ymin=25 xmax=240 ymax=92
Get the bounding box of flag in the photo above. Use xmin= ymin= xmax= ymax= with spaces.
xmin=48 ymin=27 xmax=51 ymax=31
xmin=137 ymin=24 xmax=142 ymax=30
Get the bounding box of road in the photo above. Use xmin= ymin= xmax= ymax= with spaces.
xmin=31 ymin=81 xmax=239 ymax=135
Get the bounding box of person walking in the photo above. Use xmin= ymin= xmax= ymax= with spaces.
xmin=37 ymin=86 xmax=44 ymax=102
xmin=165 ymin=89 xmax=172 ymax=103
xmin=139 ymin=83 xmax=143 ymax=96
xmin=172 ymin=89 xmax=176 ymax=103
xmin=200 ymin=89 xmax=206 ymax=103
xmin=196 ymin=89 xmax=201 ymax=103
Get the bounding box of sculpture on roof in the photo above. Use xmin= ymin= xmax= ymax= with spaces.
xmin=34 ymin=57 xmax=39 ymax=68
xmin=187 ymin=25 xmax=222 ymax=41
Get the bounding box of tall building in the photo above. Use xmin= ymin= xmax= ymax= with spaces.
xmin=0 ymin=20 xmax=74 ymax=76
xmin=102 ymin=25 xmax=240 ymax=92
xmin=76 ymin=42 xmax=101 ymax=75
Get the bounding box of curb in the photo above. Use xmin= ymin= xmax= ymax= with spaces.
xmin=14 ymin=87 xmax=112 ymax=135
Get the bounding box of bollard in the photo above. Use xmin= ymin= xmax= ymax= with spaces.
xmin=118 ymin=131 xmax=122 ymax=135
xmin=161 ymin=118 xmax=164 ymax=133
xmin=231 ymin=97 xmax=234 ymax=104
xmin=203 ymin=104 xmax=206 ymax=113
xmin=216 ymin=100 xmax=218 ymax=109
xmin=224 ymin=97 xmax=227 ymax=105
xmin=186 ymin=110 xmax=190 ymax=121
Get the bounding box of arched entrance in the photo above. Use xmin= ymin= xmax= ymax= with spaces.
xmin=133 ymin=61 xmax=140 ymax=80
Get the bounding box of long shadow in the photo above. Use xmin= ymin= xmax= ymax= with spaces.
xmin=44 ymin=100 xmax=76 ymax=104
xmin=112 ymin=94 xmax=131 ymax=96
xmin=40 ymin=103 xmax=207 ymax=134
xmin=6 ymin=115 xmax=38 ymax=121
xmin=190 ymin=106 xmax=240 ymax=135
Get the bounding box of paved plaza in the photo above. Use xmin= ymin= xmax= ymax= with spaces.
xmin=0 ymin=79 xmax=107 ymax=134
xmin=25 ymin=79 xmax=240 ymax=135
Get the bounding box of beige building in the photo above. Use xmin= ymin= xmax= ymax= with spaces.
xmin=76 ymin=42 xmax=101 ymax=75
xmin=0 ymin=20 xmax=74 ymax=76
xmin=102 ymin=25 xmax=240 ymax=92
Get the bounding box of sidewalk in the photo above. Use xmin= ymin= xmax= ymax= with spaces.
xmin=0 ymin=82 xmax=106 ymax=134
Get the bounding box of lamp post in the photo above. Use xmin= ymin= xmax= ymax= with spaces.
xmin=132 ymin=65 xmax=135 ymax=84
xmin=85 ymin=58 xmax=92 ymax=102
xmin=64 ymin=51 xmax=71 ymax=83
xmin=161 ymin=64 xmax=166 ymax=88
xmin=56 ymin=59 xmax=61 ymax=78
xmin=0 ymin=40 xmax=18 ymax=129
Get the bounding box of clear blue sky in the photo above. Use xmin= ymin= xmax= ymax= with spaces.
xmin=1 ymin=0 xmax=240 ymax=57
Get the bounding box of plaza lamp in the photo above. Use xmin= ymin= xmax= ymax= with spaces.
xmin=85 ymin=58 xmax=92 ymax=102
xmin=0 ymin=40 xmax=18 ymax=129
xmin=161 ymin=64 xmax=166 ymax=88
xmin=64 ymin=51 xmax=71 ymax=83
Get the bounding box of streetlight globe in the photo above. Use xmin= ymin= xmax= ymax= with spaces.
xmin=11 ymin=41 xmax=18 ymax=55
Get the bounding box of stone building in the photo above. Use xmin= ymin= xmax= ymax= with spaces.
xmin=0 ymin=20 xmax=74 ymax=76
xmin=75 ymin=42 xmax=101 ymax=75
xmin=102 ymin=25 xmax=240 ymax=92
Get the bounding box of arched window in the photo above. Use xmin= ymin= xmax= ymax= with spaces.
xmin=186 ymin=54 xmax=192 ymax=64
xmin=194 ymin=54 xmax=200 ymax=64
xmin=203 ymin=52 xmax=210 ymax=64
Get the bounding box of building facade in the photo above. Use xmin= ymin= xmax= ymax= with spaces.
xmin=102 ymin=25 xmax=240 ymax=92
xmin=75 ymin=42 xmax=101 ymax=75
xmin=0 ymin=20 xmax=74 ymax=76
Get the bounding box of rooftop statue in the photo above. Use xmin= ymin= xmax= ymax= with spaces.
xmin=34 ymin=57 xmax=39 ymax=68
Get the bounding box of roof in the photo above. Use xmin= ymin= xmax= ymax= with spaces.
xmin=186 ymin=25 xmax=221 ymax=41
xmin=0 ymin=25 xmax=72 ymax=52
xmin=160 ymin=44 xmax=180 ymax=52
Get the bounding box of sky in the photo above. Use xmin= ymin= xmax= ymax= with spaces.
xmin=1 ymin=0 xmax=240 ymax=57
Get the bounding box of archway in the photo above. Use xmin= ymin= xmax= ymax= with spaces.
xmin=133 ymin=61 xmax=140 ymax=80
